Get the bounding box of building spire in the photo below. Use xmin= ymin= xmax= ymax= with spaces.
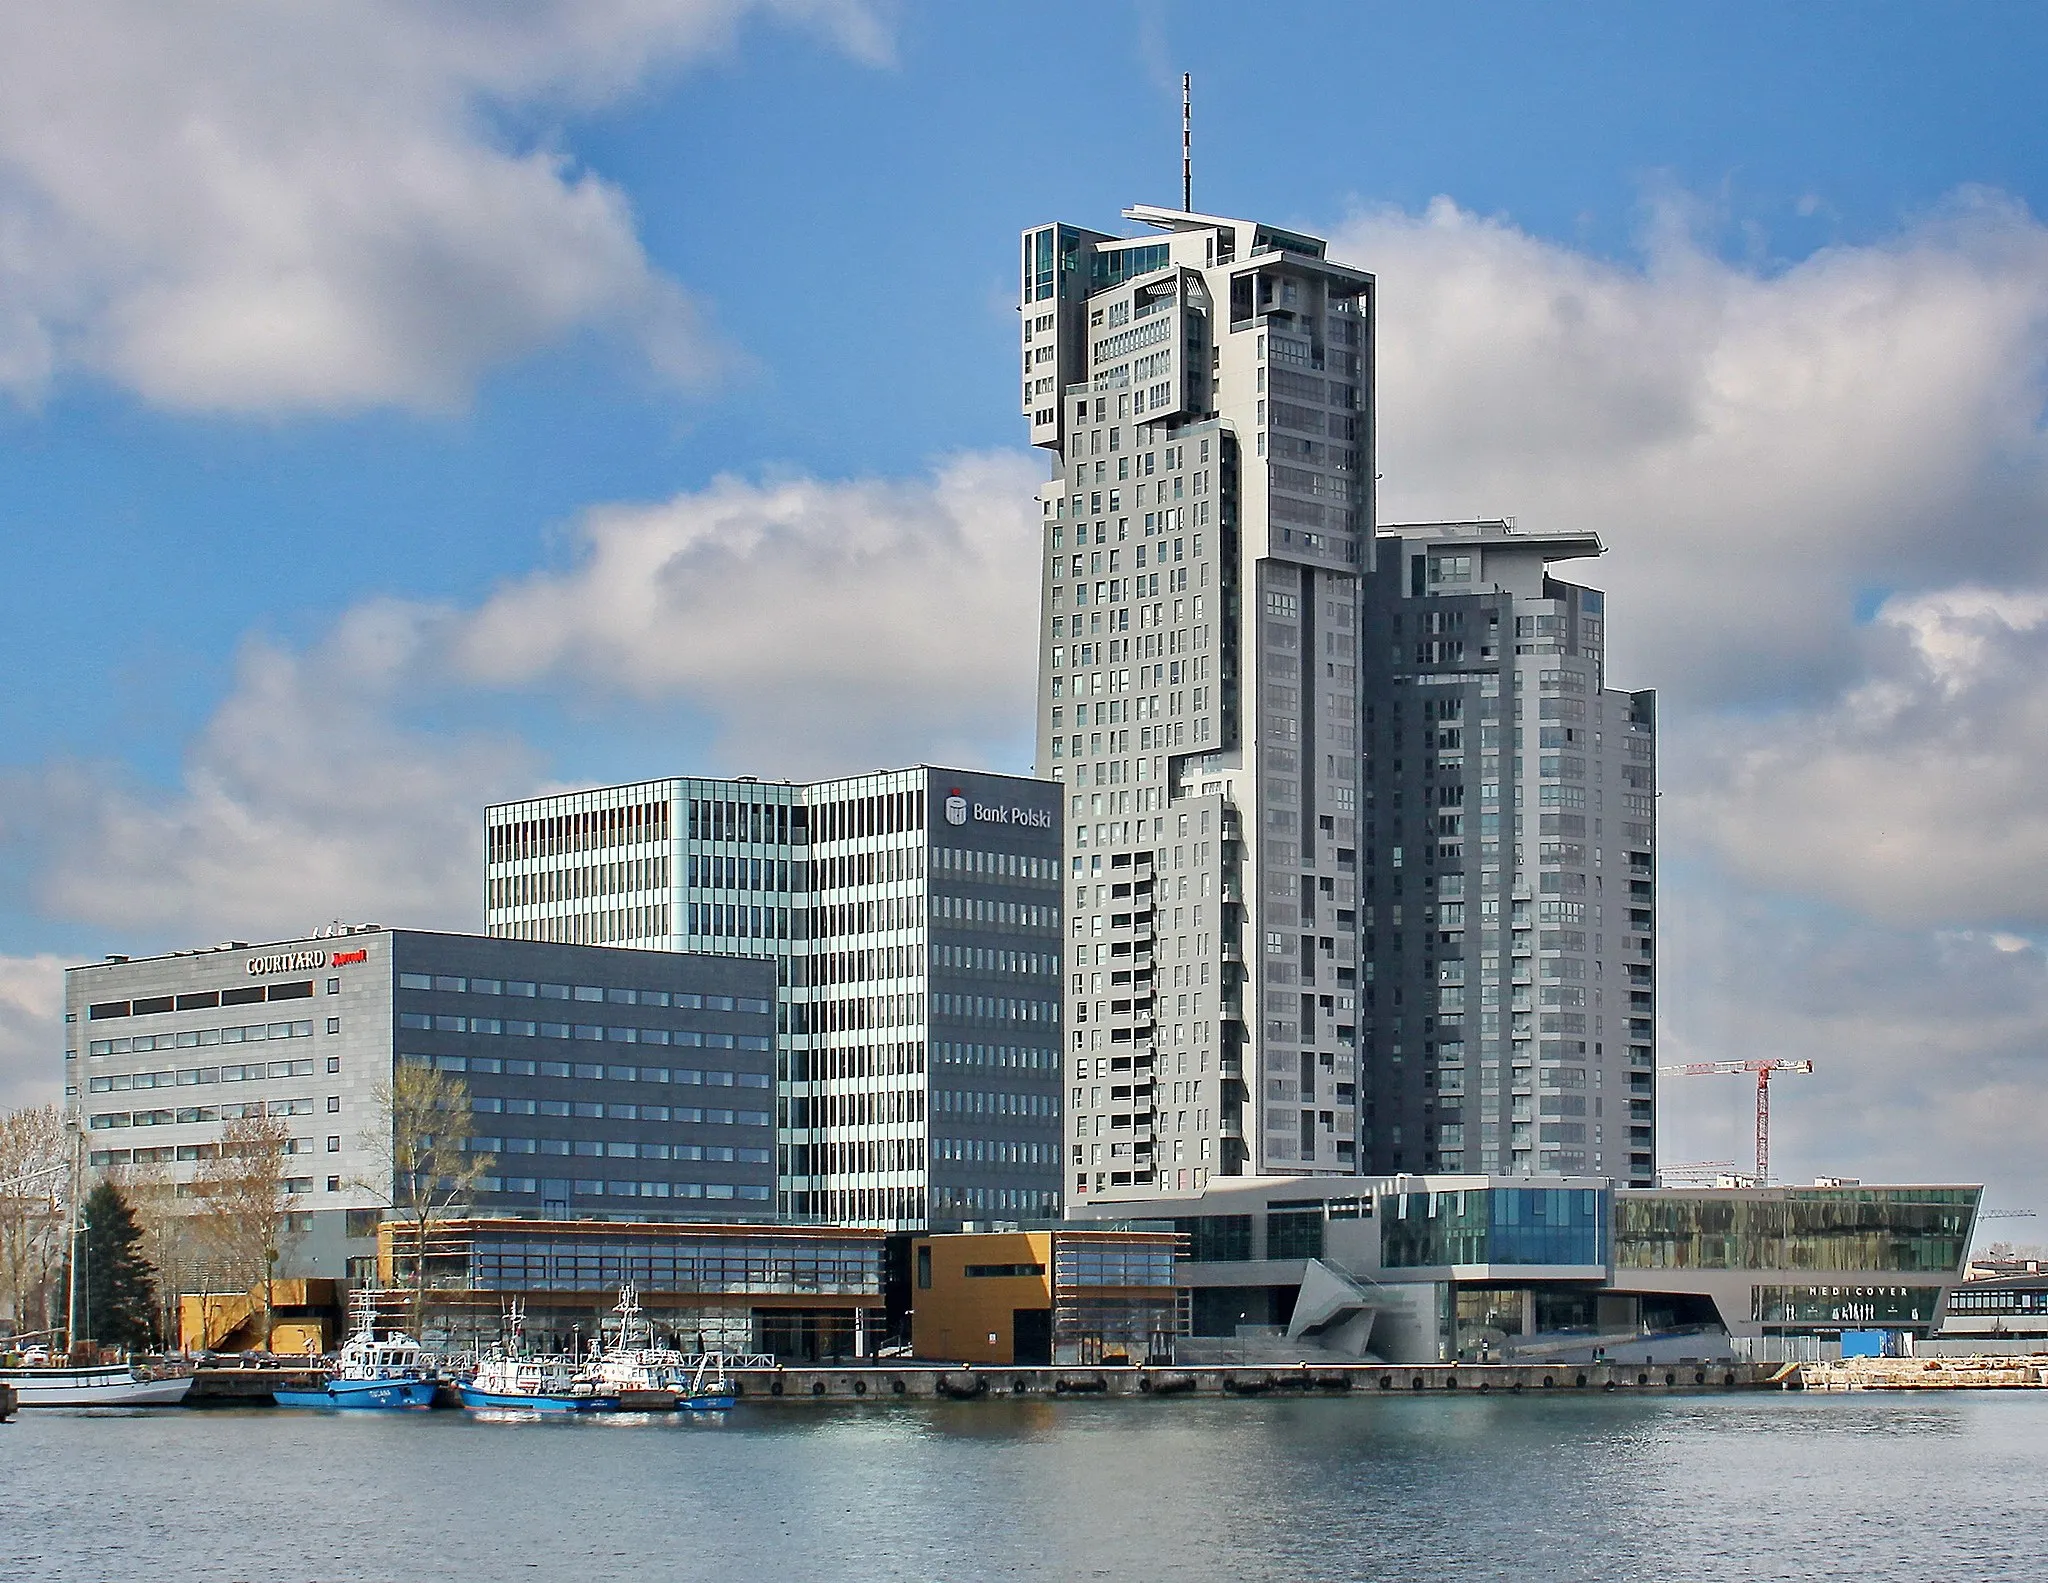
xmin=1181 ymin=73 xmax=1192 ymax=212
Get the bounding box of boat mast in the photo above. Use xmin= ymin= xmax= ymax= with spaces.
xmin=63 ymin=1116 xmax=83 ymax=1358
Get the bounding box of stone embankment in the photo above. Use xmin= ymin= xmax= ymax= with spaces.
xmin=1800 ymin=1356 xmax=2048 ymax=1391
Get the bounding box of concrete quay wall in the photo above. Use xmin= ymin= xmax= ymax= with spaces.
xmin=724 ymin=1361 xmax=1788 ymax=1401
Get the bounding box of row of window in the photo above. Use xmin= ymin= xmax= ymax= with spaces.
xmin=90 ymin=1096 xmax=315 ymax=1128
xmin=396 ymin=973 xmax=767 ymax=1015
xmin=466 ymin=1137 xmax=771 ymax=1161
xmin=487 ymin=799 xmax=671 ymax=863
xmin=932 ymin=944 xmax=1056 ymax=977
xmin=930 ymin=895 xmax=1058 ymax=931
xmin=682 ymin=902 xmax=788 ymax=940
xmin=88 ymin=1020 xmax=316 ymax=1056
xmin=426 ymin=1054 xmax=769 ymax=1088
xmin=933 ymin=1041 xmax=1058 ymax=1072
xmin=88 ymin=980 xmax=314 ymax=1020
xmin=397 ymin=1013 xmax=770 ymax=1050
xmin=931 ymin=992 xmax=1057 ymax=1024
xmin=480 ymin=1178 xmax=773 ymax=1201
xmin=470 ymin=1239 xmax=877 ymax=1291
xmin=930 ymin=845 xmax=1059 ymax=884
xmin=934 ymin=1088 xmax=1059 ymax=1119
xmin=932 ymin=1137 xmax=1060 ymax=1167
xmin=468 ymin=1096 xmax=769 ymax=1127
xmin=488 ymin=856 xmax=670 ymax=911
xmin=89 ymin=1057 xmax=316 ymax=1091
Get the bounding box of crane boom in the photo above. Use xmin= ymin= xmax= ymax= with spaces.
xmin=1655 ymin=1059 xmax=1815 ymax=1183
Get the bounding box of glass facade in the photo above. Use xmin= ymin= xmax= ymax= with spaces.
xmin=1381 ymin=1187 xmax=1607 ymax=1268
xmin=1173 ymin=1214 xmax=1252 ymax=1263
xmin=464 ymin=1229 xmax=883 ymax=1296
xmin=1267 ymin=1210 xmax=1326 ymax=1261
xmin=1613 ymin=1188 xmax=1978 ymax=1273
xmin=1054 ymin=1239 xmax=1177 ymax=1289
xmin=1948 ymin=1283 xmax=2048 ymax=1316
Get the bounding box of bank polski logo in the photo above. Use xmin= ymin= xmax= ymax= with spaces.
xmin=945 ymin=789 xmax=968 ymax=826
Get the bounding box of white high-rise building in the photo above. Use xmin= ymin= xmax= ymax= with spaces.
xmin=1022 ymin=209 xmax=1376 ymax=1203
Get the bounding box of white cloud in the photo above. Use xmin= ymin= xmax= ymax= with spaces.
xmin=1656 ymin=887 xmax=2048 ymax=1213
xmin=21 ymin=599 xmax=536 ymax=941
xmin=453 ymin=450 xmax=1046 ymax=775
xmin=3 ymin=451 xmax=1038 ymax=963
xmin=1336 ymin=191 xmax=2048 ymax=711
xmin=12 ymin=182 xmax=2048 ymax=1215
xmin=1334 ymin=191 xmax=2048 ymax=1201
xmin=0 ymin=955 xmax=64 ymax=1109
xmin=0 ymin=0 xmax=887 ymax=413
xmin=1676 ymin=587 xmax=2048 ymax=928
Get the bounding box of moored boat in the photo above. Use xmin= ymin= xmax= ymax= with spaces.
xmin=459 ymin=1301 xmax=619 ymax=1414
xmin=591 ymin=1284 xmax=736 ymax=1411
xmin=273 ymin=1291 xmax=439 ymax=1410
xmin=0 ymin=1363 xmax=194 ymax=1408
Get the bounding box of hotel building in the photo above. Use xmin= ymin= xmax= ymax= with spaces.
xmin=67 ymin=927 xmax=778 ymax=1282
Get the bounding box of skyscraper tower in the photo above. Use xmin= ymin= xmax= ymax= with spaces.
xmin=1358 ymin=523 xmax=1657 ymax=1187
xmin=1022 ymin=209 xmax=1375 ymax=1202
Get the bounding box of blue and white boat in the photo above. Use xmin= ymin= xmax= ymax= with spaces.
xmin=273 ymin=1292 xmax=439 ymax=1410
xmin=592 ymin=1284 xmax=738 ymax=1411
xmin=459 ymin=1301 xmax=619 ymax=1414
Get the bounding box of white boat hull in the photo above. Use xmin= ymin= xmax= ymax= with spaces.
xmin=0 ymin=1368 xmax=194 ymax=1407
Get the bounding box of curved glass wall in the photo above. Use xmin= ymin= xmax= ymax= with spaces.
xmin=1613 ymin=1188 xmax=1978 ymax=1274
xmin=1381 ymin=1187 xmax=1607 ymax=1268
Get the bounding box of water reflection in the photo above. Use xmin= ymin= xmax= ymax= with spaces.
xmin=4 ymin=1395 xmax=2044 ymax=1582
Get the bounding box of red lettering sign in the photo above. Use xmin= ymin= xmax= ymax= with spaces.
xmin=330 ymin=949 xmax=368 ymax=966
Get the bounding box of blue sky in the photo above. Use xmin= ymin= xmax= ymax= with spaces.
xmin=10 ymin=2 xmax=2046 ymax=794
xmin=3 ymin=0 xmax=2048 ymax=1214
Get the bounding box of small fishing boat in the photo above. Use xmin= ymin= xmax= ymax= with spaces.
xmin=273 ymin=1292 xmax=439 ymax=1410
xmin=0 ymin=1362 xmax=194 ymax=1408
xmin=591 ymin=1284 xmax=737 ymax=1411
xmin=459 ymin=1301 xmax=619 ymax=1414
xmin=671 ymin=1353 xmax=740 ymax=1413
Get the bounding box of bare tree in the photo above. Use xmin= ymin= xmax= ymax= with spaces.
xmin=353 ymin=1061 xmax=492 ymax=1334
xmin=192 ymin=1113 xmax=302 ymax=1351
xmin=0 ymin=1104 xmax=70 ymax=1346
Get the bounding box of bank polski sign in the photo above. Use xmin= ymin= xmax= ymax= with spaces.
xmin=946 ymin=786 xmax=1052 ymax=831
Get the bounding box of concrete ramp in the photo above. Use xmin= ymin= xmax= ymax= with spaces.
xmin=1285 ymin=1259 xmax=1380 ymax=1357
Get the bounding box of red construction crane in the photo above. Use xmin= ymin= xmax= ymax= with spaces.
xmin=1658 ymin=1059 xmax=1814 ymax=1184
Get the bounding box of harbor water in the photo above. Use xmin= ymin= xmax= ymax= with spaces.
xmin=5 ymin=1393 xmax=2045 ymax=1581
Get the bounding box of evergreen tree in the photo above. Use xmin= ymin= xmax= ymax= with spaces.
xmin=82 ymin=1181 xmax=157 ymax=1350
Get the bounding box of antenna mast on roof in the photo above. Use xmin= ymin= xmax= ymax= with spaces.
xmin=1181 ymin=73 xmax=1192 ymax=211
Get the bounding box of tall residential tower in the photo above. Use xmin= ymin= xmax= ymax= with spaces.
xmin=1023 ymin=211 xmax=1658 ymax=1206
xmin=1023 ymin=209 xmax=1375 ymax=1202
xmin=1359 ymin=522 xmax=1657 ymax=1188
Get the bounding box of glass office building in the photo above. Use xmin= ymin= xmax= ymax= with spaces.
xmin=484 ymin=766 xmax=1064 ymax=1228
